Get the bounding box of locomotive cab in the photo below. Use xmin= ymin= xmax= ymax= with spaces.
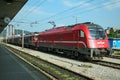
xmin=86 ymin=23 xmax=111 ymax=59
xmin=75 ymin=22 xmax=111 ymax=60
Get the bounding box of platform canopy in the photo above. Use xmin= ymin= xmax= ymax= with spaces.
xmin=0 ymin=0 xmax=28 ymax=33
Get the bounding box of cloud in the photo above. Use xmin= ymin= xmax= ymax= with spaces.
xmin=63 ymin=0 xmax=90 ymax=7
xmin=63 ymin=0 xmax=75 ymax=7
xmin=26 ymin=5 xmax=53 ymax=17
xmin=103 ymin=0 xmax=120 ymax=10
xmin=62 ymin=0 xmax=96 ymax=11
xmin=47 ymin=0 xmax=54 ymax=2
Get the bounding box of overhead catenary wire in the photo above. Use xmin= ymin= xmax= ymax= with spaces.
xmin=10 ymin=0 xmax=47 ymax=28
xmin=18 ymin=0 xmax=47 ymax=21
xmin=34 ymin=0 xmax=120 ymax=27
xmin=55 ymin=0 xmax=120 ymax=22
xmin=36 ymin=0 xmax=94 ymax=23
xmin=24 ymin=0 xmax=47 ymax=18
xmin=31 ymin=0 xmax=103 ymax=25
xmin=11 ymin=0 xmax=120 ymax=31
xmin=15 ymin=0 xmax=40 ymax=20
xmin=33 ymin=0 xmax=110 ymax=25
xmin=12 ymin=0 xmax=94 ymax=24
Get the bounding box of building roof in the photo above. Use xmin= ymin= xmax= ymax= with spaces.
xmin=0 ymin=0 xmax=28 ymax=33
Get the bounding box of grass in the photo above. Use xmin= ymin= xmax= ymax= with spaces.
xmin=5 ymin=45 xmax=88 ymax=80
xmin=114 ymin=53 xmax=120 ymax=55
xmin=113 ymin=51 xmax=120 ymax=55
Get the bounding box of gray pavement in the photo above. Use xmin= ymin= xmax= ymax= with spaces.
xmin=0 ymin=45 xmax=50 ymax=80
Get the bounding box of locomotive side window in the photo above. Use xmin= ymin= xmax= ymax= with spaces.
xmin=79 ymin=30 xmax=85 ymax=38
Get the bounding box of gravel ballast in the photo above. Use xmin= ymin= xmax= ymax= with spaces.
xmin=4 ymin=43 xmax=120 ymax=80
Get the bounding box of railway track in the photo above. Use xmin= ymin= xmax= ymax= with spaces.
xmin=92 ymin=60 xmax=120 ymax=70
xmin=108 ymin=55 xmax=120 ymax=59
xmin=2 ymin=43 xmax=120 ymax=80
xmin=4 ymin=44 xmax=93 ymax=80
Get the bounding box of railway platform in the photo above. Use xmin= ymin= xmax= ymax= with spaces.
xmin=0 ymin=45 xmax=50 ymax=80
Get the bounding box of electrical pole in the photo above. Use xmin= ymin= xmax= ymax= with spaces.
xmin=22 ymin=28 xmax=24 ymax=49
xmin=17 ymin=22 xmax=25 ymax=49
xmin=73 ymin=16 xmax=80 ymax=24
xmin=6 ymin=26 xmax=8 ymax=43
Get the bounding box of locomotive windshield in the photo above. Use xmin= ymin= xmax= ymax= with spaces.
xmin=88 ymin=25 xmax=106 ymax=40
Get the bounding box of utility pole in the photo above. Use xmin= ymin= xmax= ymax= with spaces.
xmin=6 ymin=26 xmax=8 ymax=43
xmin=22 ymin=28 xmax=24 ymax=49
xmin=16 ymin=21 xmax=37 ymax=49
xmin=73 ymin=16 xmax=80 ymax=24
xmin=17 ymin=22 xmax=25 ymax=49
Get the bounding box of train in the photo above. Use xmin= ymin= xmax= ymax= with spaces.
xmin=6 ymin=22 xmax=111 ymax=60
xmin=108 ymin=38 xmax=120 ymax=49
xmin=108 ymin=38 xmax=120 ymax=54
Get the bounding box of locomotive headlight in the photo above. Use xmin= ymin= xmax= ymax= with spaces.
xmin=89 ymin=40 xmax=95 ymax=48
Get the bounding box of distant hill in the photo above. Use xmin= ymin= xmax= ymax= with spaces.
xmin=0 ymin=29 xmax=32 ymax=37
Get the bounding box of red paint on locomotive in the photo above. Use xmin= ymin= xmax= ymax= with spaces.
xmin=37 ymin=22 xmax=109 ymax=49
xmin=37 ymin=22 xmax=111 ymax=59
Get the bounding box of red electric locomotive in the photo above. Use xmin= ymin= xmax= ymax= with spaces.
xmin=37 ymin=22 xmax=111 ymax=60
xmin=24 ymin=32 xmax=39 ymax=48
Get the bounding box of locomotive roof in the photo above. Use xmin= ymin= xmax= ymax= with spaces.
xmin=40 ymin=22 xmax=103 ymax=35
xmin=40 ymin=26 xmax=65 ymax=34
xmin=86 ymin=24 xmax=103 ymax=29
xmin=67 ymin=22 xmax=102 ymax=29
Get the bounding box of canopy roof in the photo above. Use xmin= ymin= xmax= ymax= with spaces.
xmin=0 ymin=0 xmax=27 ymax=33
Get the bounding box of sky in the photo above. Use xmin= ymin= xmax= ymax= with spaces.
xmin=9 ymin=0 xmax=120 ymax=32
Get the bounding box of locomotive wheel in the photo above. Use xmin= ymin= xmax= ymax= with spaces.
xmin=77 ymin=53 xmax=86 ymax=61
xmin=74 ymin=51 xmax=78 ymax=57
